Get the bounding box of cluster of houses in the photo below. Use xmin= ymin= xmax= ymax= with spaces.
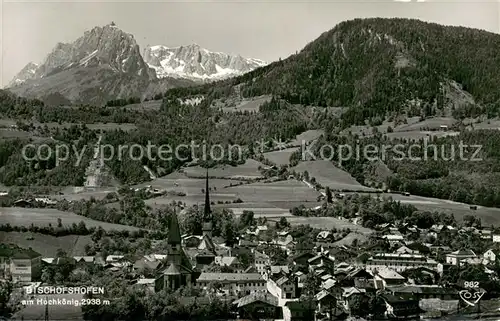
xmin=5 ymin=218 xmax=498 ymax=320
xmin=3 ymin=178 xmax=500 ymax=320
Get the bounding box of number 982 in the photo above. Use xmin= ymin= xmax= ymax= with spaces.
xmin=464 ymin=281 xmax=479 ymax=288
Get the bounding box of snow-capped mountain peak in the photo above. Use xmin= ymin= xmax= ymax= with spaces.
xmin=143 ymin=44 xmax=267 ymax=81
xmin=8 ymin=62 xmax=40 ymax=86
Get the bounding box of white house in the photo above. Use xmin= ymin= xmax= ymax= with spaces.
xmin=10 ymin=254 xmax=42 ymax=282
xmin=254 ymin=251 xmax=270 ymax=277
xmin=276 ymin=276 xmax=297 ymax=299
xmin=483 ymin=249 xmax=496 ymax=265
xmin=373 ymin=268 xmax=406 ymax=289
xmin=446 ymin=250 xmax=476 ymax=266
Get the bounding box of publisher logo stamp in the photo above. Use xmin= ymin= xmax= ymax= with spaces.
xmin=460 ymin=281 xmax=485 ymax=307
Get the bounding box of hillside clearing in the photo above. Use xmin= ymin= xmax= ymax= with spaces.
xmin=291 ymin=160 xmax=375 ymax=191
xmin=183 ymin=159 xmax=264 ymax=179
xmin=263 ymin=148 xmax=299 ymax=166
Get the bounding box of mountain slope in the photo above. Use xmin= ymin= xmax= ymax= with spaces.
xmin=170 ymin=18 xmax=500 ymax=126
xmin=143 ymin=43 xmax=266 ymax=80
xmin=7 ymin=23 xmax=194 ymax=105
xmin=242 ymin=18 xmax=500 ymax=124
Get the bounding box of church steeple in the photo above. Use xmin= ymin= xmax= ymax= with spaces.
xmin=168 ymin=209 xmax=182 ymax=245
xmin=204 ymin=169 xmax=211 ymax=219
xmin=202 ymin=169 xmax=213 ymax=237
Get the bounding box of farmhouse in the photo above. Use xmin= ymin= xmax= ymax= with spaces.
xmin=276 ymin=276 xmax=297 ymax=299
xmin=445 ymin=250 xmax=477 ymax=266
xmin=483 ymin=249 xmax=497 ymax=264
xmin=9 ymin=250 xmax=42 ymax=282
xmin=214 ymin=255 xmax=245 ymax=272
xmin=13 ymin=199 xmax=34 ymax=208
xmin=373 ymin=268 xmax=406 ymax=289
xmin=329 ymin=246 xmax=355 ymax=262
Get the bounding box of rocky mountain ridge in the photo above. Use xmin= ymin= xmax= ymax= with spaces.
xmin=143 ymin=43 xmax=266 ymax=80
xmin=8 ymin=23 xmax=266 ymax=105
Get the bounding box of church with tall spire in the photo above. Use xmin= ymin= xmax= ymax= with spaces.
xmin=155 ymin=170 xmax=233 ymax=291
xmin=194 ymin=169 xmax=217 ymax=266
xmin=155 ymin=208 xmax=198 ymax=291
xmin=202 ymin=169 xmax=213 ymax=237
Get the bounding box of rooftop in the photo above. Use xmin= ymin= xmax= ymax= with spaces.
xmin=197 ymin=273 xmax=265 ymax=282
xmin=448 ymin=250 xmax=476 ymax=257
xmin=375 ymin=267 xmax=405 ymax=280
xmin=233 ymin=292 xmax=279 ymax=308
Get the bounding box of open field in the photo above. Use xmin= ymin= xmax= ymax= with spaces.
xmin=340 ymin=117 xmax=461 ymax=141
xmin=142 ymin=176 xmax=322 ymax=212
xmin=465 ymin=119 xmax=500 ymax=130
xmin=14 ymin=292 xmax=84 ymax=320
xmin=291 ymin=160 xmax=375 ymax=192
xmin=212 ymin=180 xmax=322 ymax=216
xmin=138 ymin=176 xmax=246 ymax=208
xmin=51 ymin=187 xmax=118 ymax=201
xmin=385 ymin=130 xmax=460 ymax=141
xmin=263 ymin=147 xmax=299 ymax=166
xmin=0 ymin=128 xmax=33 ymax=138
xmin=396 ymin=117 xmax=456 ymax=132
xmin=183 ymin=159 xmax=264 ymax=179
xmin=218 ymin=205 xmax=293 ymax=217
xmin=289 ymin=129 xmax=324 ymax=146
xmin=0 ymin=207 xmax=141 ymax=231
xmin=122 ymin=99 xmax=163 ymax=110
xmin=220 ymin=95 xmax=271 ymax=113
xmin=0 ymin=231 xmax=90 ymax=257
xmin=334 ymin=232 xmax=370 ymax=245
xmin=135 ymin=176 xmax=245 ymax=193
xmin=226 ymin=179 xmax=321 ymax=202
xmin=262 ymin=130 xmax=324 ymax=166
xmin=346 ymin=192 xmax=500 ymax=226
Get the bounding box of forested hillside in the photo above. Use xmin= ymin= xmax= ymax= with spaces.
xmin=0 ymin=90 xmax=311 ymax=186
xmin=161 ymin=18 xmax=500 ymax=127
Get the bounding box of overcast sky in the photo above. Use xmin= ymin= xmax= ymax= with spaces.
xmin=1 ymin=0 xmax=499 ymax=87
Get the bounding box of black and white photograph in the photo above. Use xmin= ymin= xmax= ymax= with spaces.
xmin=1 ymin=0 xmax=500 ymax=320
